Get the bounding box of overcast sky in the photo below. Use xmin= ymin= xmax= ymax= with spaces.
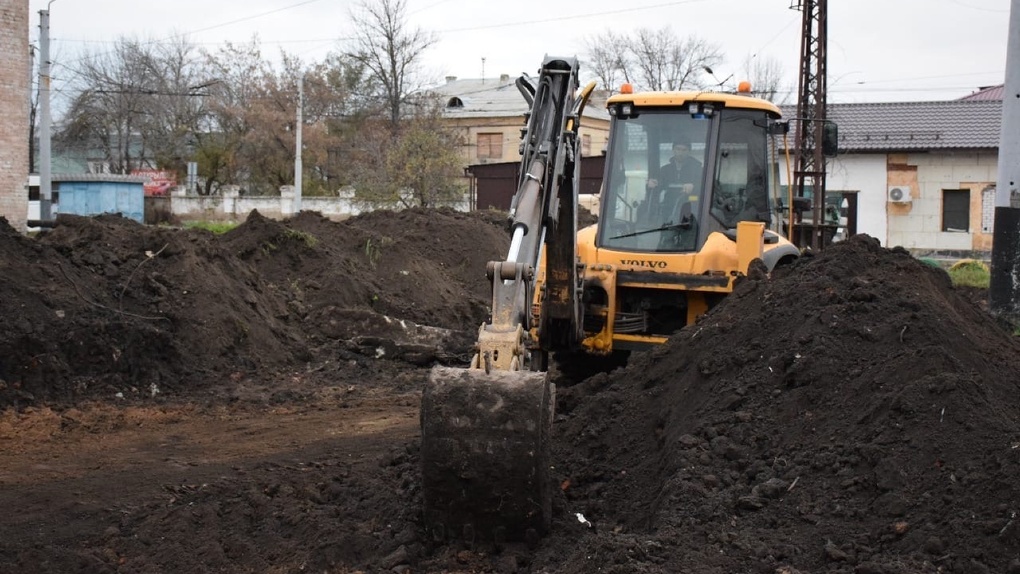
xmin=28 ymin=0 xmax=1011 ymax=105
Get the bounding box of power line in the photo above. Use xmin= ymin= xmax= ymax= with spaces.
xmin=749 ymin=14 xmax=800 ymax=59
xmin=183 ymin=0 xmax=325 ymax=36
xmin=435 ymin=0 xmax=713 ymax=34
xmin=55 ymin=36 xmax=352 ymax=47
xmin=43 ymin=0 xmax=333 ymax=71
xmin=409 ymin=0 xmax=458 ymax=16
xmin=944 ymin=0 xmax=1009 ymax=12
xmin=845 ymin=70 xmax=1004 ymax=85
xmin=44 ymin=0 xmax=718 ymax=98
xmin=830 ymin=84 xmax=1004 ymax=94
xmin=767 ymin=83 xmax=1003 ymax=95
xmin=33 ymin=0 xmax=1009 ymax=108
xmin=52 ymin=0 xmax=713 ymax=49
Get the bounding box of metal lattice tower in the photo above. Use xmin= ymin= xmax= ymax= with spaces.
xmin=791 ymin=0 xmax=828 ymax=250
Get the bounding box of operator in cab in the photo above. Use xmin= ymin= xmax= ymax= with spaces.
xmin=639 ymin=137 xmax=704 ymax=225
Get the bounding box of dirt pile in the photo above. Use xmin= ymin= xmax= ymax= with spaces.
xmin=2 ymin=210 xmax=1019 ymax=574
xmin=541 ymin=235 xmax=1020 ymax=573
xmin=0 ymin=208 xmax=509 ymax=408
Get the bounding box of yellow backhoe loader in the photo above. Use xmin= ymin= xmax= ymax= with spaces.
xmin=421 ymin=56 xmax=816 ymax=545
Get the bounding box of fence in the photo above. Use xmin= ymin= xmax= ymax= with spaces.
xmin=165 ymin=185 xmax=470 ymax=223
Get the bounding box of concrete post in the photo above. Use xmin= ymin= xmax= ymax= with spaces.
xmin=38 ymin=7 xmax=52 ymax=221
xmin=990 ymin=0 xmax=1020 ymax=321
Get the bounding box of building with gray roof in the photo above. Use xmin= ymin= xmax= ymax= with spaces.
xmin=430 ymin=75 xmax=611 ymax=168
xmin=777 ymin=95 xmax=1002 ymax=256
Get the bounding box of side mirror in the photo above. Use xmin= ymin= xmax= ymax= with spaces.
xmin=822 ymin=122 xmax=838 ymax=157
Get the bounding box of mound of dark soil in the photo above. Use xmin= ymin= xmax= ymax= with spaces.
xmin=3 ymin=207 xmax=1018 ymax=574
xmin=0 ymin=208 xmax=510 ymax=407
xmin=539 ymin=235 xmax=1020 ymax=573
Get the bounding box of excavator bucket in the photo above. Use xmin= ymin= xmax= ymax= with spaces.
xmin=420 ymin=365 xmax=554 ymax=544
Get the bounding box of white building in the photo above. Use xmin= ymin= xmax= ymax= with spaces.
xmin=780 ymin=88 xmax=1002 ymax=257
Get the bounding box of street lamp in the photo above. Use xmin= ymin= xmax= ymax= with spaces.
xmin=702 ymin=66 xmax=733 ymax=90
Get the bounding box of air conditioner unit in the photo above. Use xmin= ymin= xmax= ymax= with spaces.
xmin=887 ymin=186 xmax=912 ymax=203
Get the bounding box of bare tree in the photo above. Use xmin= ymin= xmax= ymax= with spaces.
xmin=582 ymin=29 xmax=631 ymax=90
xmin=582 ymin=27 xmax=722 ymax=92
xmin=59 ymin=37 xmax=158 ymax=174
xmin=346 ymin=0 xmax=436 ymax=129
xmin=55 ymin=25 xmax=456 ymax=200
xmin=138 ymin=37 xmax=213 ymax=173
xmin=631 ymin=28 xmax=723 ymax=91
xmin=58 ymin=36 xmax=212 ymax=176
xmin=741 ymin=54 xmax=790 ymax=104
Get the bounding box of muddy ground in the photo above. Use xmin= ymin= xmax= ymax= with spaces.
xmin=1 ymin=209 xmax=1019 ymax=574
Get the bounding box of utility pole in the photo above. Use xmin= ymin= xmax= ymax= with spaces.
xmin=990 ymin=0 xmax=1020 ymax=321
xmin=28 ymin=43 xmax=35 ymax=174
xmin=38 ymin=3 xmax=54 ymax=221
xmin=294 ymin=75 xmax=303 ymax=214
xmin=790 ymin=0 xmax=829 ymax=250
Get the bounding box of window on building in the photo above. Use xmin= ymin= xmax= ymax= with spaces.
xmin=942 ymin=189 xmax=970 ymax=232
xmin=477 ymin=133 xmax=503 ymax=160
xmin=582 ymin=134 xmax=591 ymax=156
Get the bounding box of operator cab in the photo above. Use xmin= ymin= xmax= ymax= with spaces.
xmin=597 ymin=91 xmax=782 ymax=253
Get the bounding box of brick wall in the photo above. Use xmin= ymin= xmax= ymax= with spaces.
xmin=0 ymin=0 xmax=30 ymax=232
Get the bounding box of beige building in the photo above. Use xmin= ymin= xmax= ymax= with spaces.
xmin=0 ymin=0 xmax=30 ymax=232
xmin=432 ymin=74 xmax=611 ymax=169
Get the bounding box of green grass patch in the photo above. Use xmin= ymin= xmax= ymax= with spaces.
xmin=947 ymin=259 xmax=990 ymax=289
xmin=284 ymin=228 xmax=318 ymax=247
xmin=184 ymin=221 xmax=239 ymax=234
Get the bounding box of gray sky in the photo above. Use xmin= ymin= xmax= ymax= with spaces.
xmin=28 ymin=0 xmax=1011 ymax=104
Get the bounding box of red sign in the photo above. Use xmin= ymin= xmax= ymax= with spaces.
xmin=132 ymin=169 xmax=177 ymax=196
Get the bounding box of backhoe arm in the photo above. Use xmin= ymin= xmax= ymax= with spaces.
xmin=421 ymin=56 xmax=595 ymax=544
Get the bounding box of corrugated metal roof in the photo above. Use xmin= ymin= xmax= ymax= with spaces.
xmin=959 ymin=84 xmax=1004 ymax=101
xmin=435 ymin=76 xmax=1002 ymax=152
xmin=431 ymin=77 xmax=612 ymax=122
xmin=779 ymin=99 xmax=1001 ymax=152
xmin=51 ymin=173 xmax=148 ymax=183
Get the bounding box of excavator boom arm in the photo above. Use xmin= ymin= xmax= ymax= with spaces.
xmin=420 ymin=56 xmax=593 ymax=544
